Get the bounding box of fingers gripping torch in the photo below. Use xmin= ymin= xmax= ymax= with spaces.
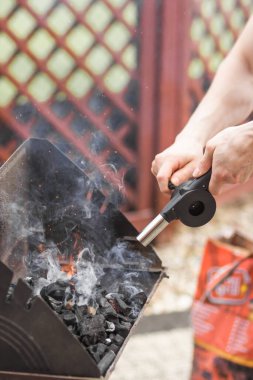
xmin=136 ymin=169 xmax=216 ymax=247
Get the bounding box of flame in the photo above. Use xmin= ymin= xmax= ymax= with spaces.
xmin=60 ymin=256 xmax=76 ymax=278
xmin=38 ymin=227 xmax=84 ymax=279
xmin=57 ymin=233 xmax=82 ymax=278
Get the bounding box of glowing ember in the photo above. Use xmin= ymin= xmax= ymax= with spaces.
xmin=60 ymin=260 xmax=76 ymax=278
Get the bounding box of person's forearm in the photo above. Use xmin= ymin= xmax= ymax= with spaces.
xmin=177 ymin=55 xmax=253 ymax=145
xmin=176 ymin=17 xmax=253 ymax=146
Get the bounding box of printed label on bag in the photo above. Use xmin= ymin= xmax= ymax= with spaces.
xmin=192 ymin=300 xmax=253 ymax=360
xmin=207 ymin=267 xmax=251 ymax=305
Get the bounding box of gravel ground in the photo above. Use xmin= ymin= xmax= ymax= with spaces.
xmin=111 ymin=328 xmax=193 ymax=380
xmin=109 ymin=191 xmax=253 ymax=380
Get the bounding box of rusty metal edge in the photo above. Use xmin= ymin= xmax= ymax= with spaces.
xmin=105 ymin=269 xmax=167 ymax=379
xmin=0 ymin=372 xmax=101 ymax=380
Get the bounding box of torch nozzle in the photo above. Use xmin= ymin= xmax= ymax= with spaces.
xmin=136 ymin=214 xmax=169 ymax=247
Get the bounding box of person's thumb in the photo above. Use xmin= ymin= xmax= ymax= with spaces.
xmin=192 ymin=143 xmax=214 ymax=177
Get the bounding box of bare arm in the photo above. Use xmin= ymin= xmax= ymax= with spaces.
xmin=178 ymin=16 xmax=253 ymax=144
xmin=152 ymin=16 xmax=253 ymax=193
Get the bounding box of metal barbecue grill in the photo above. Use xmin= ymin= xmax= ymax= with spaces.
xmin=0 ymin=138 xmax=165 ymax=380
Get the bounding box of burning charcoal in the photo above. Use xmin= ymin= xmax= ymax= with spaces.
xmin=98 ymin=350 xmax=116 ymax=375
xmin=105 ymin=292 xmax=124 ymax=301
xmin=114 ymin=298 xmax=131 ymax=316
xmin=87 ymin=297 xmax=98 ymax=316
xmin=57 ymin=279 xmax=71 ymax=288
xmin=75 ymin=305 xmax=88 ymax=322
xmin=117 ymin=313 xmax=134 ymax=323
xmin=40 ymin=285 xmax=63 ymax=312
xmin=97 ymin=296 xmax=107 ymax=308
xmin=64 ymin=297 xmax=75 ymax=310
xmin=89 ymin=336 xmax=98 ymax=346
xmin=88 ymin=343 xmax=107 ymax=363
xmin=114 ymin=334 xmax=124 ymax=346
xmin=106 ymin=293 xmax=131 ymax=316
xmin=105 ymin=321 xmax=115 ymax=332
xmin=118 ymin=284 xmax=147 ymax=303
xmin=81 ymin=336 xmax=90 ymax=347
xmin=97 ymin=343 xmax=107 ymax=357
xmin=6 ymin=284 xmax=15 ymax=302
xmin=95 ymin=284 xmax=106 ymax=296
xmin=41 ymin=281 xmax=67 ymax=302
xmin=64 ymin=285 xmax=76 ymax=310
xmin=79 ymin=247 xmax=94 ymax=262
xmin=27 ymin=233 xmax=46 ymax=250
xmin=126 ymin=291 xmax=148 ymax=318
xmin=118 ymin=284 xmax=129 ymax=298
xmin=67 ymin=325 xmax=75 ymax=334
xmin=110 ymin=344 xmax=120 ymax=354
xmin=130 ymin=291 xmax=147 ymax=306
xmin=62 ymin=310 xmax=77 ymax=326
xmin=128 ymin=309 xmax=139 ymax=319
xmin=40 ymin=286 xmax=51 ymax=301
xmin=102 ymin=303 xmax=118 ymax=319
xmin=45 ymin=296 xmax=63 ymax=313
xmin=36 ymin=243 xmax=46 ymax=253
xmin=80 ymin=315 xmax=106 ymax=345
xmin=87 ymin=305 xmax=97 ymax=316
xmin=115 ymin=321 xmax=132 ymax=338
xmin=24 ymin=276 xmax=34 ymax=287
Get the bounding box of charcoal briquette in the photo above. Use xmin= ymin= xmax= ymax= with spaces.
xmin=96 ymin=343 xmax=107 ymax=357
xmin=117 ymin=313 xmax=134 ymax=323
xmin=75 ymin=305 xmax=88 ymax=322
xmin=81 ymin=336 xmax=90 ymax=346
xmin=130 ymin=291 xmax=147 ymax=306
xmin=97 ymin=296 xmax=110 ymax=308
xmin=114 ymin=297 xmax=131 ymax=315
xmin=114 ymin=334 xmax=124 ymax=346
xmin=105 ymin=321 xmax=115 ymax=332
xmin=41 ymin=282 xmax=66 ymax=302
xmin=42 ymin=294 xmax=63 ymax=313
xmin=80 ymin=314 xmax=106 ymax=344
xmin=67 ymin=325 xmax=76 ymax=334
xmin=105 ymin=292 xmax=124 ymax=301
xmin=106 ymin=294 xmax=131 ymax=315
xmin=87 ymin=305 xmax=97 ymax=316
xmin=98 ymin=350 xmax=116 ymax=375
xmin=24 ymin=277 xmax=34 ymax=287
xmin=56 ymin=279 xmax=69 ymax=288
xmin=62 ymin=310 xmax=77 ymax=326
xmin=109 ymin=333 xmax=115 ymax=341
xmin=115 ymin=321 xmax=131 ymax=337
xmin=110 ymin=344 xmax=120 ymax=354
xmin=102 ymin=304 xmax=118 ymax=318
xmin=88 ymin=343 xmax=107 ymax=362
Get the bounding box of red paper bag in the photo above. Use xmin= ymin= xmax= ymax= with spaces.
xmin=191 ymin=234 xmax=253 ymax=379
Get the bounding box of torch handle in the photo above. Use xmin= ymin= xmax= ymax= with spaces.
xmin=169 ymin=168 xmax=212 ymax=194
xmin=190 ymin=169 xmax=212 ymax=191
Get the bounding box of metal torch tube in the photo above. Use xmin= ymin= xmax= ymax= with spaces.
xmin=136 ymin=214 xmax=169 ymax=247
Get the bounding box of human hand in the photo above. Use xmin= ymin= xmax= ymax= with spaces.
xmin=151 ymin=137 xmax=204 ymax=195
xmin=193 ymin=122 xmax=253 ymax=195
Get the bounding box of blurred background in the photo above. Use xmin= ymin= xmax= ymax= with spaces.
xmin=0 ymin=0 xmax=253 ymax=379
